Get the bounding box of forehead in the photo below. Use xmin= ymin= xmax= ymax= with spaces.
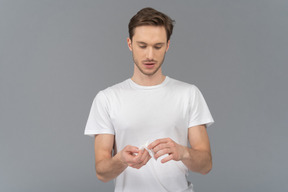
xmin=133 ymin=25 xmax=167 ymax=43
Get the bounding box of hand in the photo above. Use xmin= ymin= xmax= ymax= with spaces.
xmin=148 ymin=138 xmax=186 ymax=164
xmin=118 ymin=145 xmax=151 ymax=169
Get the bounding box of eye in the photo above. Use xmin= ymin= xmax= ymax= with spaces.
xmin=139 ymin=45 xmax=146 ymax=49
xmin=154 ymin=46 xmax=162 ymax=50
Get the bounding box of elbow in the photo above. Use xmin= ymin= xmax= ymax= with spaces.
xmin=201 ymin=160 xmax=212 ymax=175
xmin=201 ymin=166 xmax=212 ymax=175
xmin=96 ymin=173 xmax=111 ymax=183
xmin=95 ymin=167 xmax=111 ymax=183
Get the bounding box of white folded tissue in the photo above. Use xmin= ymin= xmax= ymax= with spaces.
xmin=138 ymin=140 xmax=155 ymax=159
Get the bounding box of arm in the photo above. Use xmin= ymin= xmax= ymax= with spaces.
xmin=182 ymin=124 xmax=212 ymax=174
xmin=94 ymin=134 xmax=151 ymax=182
xmin=148 ymin=124 xmax=212 ymax=175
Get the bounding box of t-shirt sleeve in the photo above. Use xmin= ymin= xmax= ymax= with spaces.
xmin=84 ymin=91 xmax=115 ymax=136
xmin=188 ymin=85 xmax=214 ymax=128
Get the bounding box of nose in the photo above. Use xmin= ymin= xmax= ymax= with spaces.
xmin=146 ymin=47 xmax=154 ymax=60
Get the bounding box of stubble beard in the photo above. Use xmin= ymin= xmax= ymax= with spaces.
xmin=132 ymin=53 xmax=166 ymax=77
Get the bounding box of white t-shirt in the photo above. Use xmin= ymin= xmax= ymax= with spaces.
xmin=85 ymin=76 xmax=214 ymax=192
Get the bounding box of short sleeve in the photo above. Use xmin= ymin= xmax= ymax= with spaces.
xmin=84 ymin=91 xmax=115 ymax=136
xmin=188 ymin=85 xmax=214 ymax=128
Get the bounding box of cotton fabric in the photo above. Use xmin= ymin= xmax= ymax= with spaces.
xmin=85 ymin=76 xmax=214 ymax=192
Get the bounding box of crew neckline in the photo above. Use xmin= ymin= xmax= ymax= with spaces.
xmin=128 ymin=76 xmax=170 ymax=90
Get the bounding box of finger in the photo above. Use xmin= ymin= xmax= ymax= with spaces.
xmin=130 ymin=160 xmax=145 ymax=169
xmin=142 ymin=153 xmax=151 ymax=165
xmin=161 ymin=154 xmax=173 ymax=163
xmin=130 ymin=164 xmax=141 ymax=169
xmin=133 ymin=149 xmax=144 ymax=163
xmin=128 ymin=153 xmax=143 ymax=167
xmin=152 ymin=143 xmax=170 ymax=153
xmin=154 ymin=148 xmax=171 ymax=159
xmin=147 ymin=138 xmax=170 ymax=150
xmin=136 ymin=154 xmax=151 ymax=169
xmin=147 ymin=139 xmax=161 ymax=150
xmin=125 ymin=145 xmax=139 ymax=153
xmin=140 ymin=151 xmax=151 ymax=164
xmin=122 ymin=146 xmax=141 ymax=164
xmin=139 ymin=149 xmax=149 ymax=162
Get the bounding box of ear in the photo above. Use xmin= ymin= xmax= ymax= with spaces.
xmin=166 ymin=40 xmax=170 ymax=52
xmin=127 ymin=37 xmax=132 ymax=51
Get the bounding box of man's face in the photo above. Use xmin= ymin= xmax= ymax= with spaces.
xmin=127 ymin=26 xmax=170 ymax=76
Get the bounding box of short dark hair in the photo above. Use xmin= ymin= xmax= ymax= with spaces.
xmin=128 ymin=7 xmax=175 ymax=42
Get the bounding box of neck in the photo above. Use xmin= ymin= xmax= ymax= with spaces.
xmin=131 ymin=68 xmax=166 ymax=86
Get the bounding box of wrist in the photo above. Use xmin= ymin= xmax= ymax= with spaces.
xmin=180 ymin=146 xmax=190 ymax=161
xmin=114 ymin=152 xmax=128 ymax=167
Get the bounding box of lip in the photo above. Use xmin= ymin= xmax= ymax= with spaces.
xmin=143 ymin=63 xmax=155 ymax=69
xmin=144 ymin=62 xmax=156 ymax=65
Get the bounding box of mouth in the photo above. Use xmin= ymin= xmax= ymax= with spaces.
xmin=144 ymin=62 xmax=155 ymax=65
xmin=143 ymin=61 xmax=156 ymax=65
xmin=143 ymin=62 xmax=156 ymax=68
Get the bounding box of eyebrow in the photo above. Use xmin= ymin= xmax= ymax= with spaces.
xmin=136 ymin=41 xmax=165 ymax=46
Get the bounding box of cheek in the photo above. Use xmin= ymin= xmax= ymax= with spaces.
xmin=156 ymin=51 xmax=166 ymax=58
xmin=135 ymin=50 xmax=146 ymax=57
xmin=133 ymin=50 xmax=145 ymax=60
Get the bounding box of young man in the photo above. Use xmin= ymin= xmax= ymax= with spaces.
xmin=85 ymin=7 xmax=214 ymax=192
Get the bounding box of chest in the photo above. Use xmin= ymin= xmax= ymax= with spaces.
xmin=110 ymin=89 xmax=190 ymax=137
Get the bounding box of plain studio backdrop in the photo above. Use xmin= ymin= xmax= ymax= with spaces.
xmin=0 ymin=0 xmax=287 ymax=191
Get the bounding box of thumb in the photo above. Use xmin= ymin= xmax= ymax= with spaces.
xmin=125 ymin=145 xmax=139 ymax=153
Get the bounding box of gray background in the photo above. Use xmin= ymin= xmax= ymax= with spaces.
xmin=1 ymin=0 xmax=287 ymax=191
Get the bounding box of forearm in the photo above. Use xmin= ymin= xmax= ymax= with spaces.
xmin=181 ymin=146 xmax=212 ymax=175
xmin=95 ymin=153 xmax=127 ymax=182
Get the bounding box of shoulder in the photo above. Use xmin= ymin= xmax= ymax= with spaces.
xmin=96 ymin=79 xmax=130 ymax=100
xmin=168 ymin=77 xmax=199 ymax=92
xmin=167 ymin=77 xmax=205 ymax=101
